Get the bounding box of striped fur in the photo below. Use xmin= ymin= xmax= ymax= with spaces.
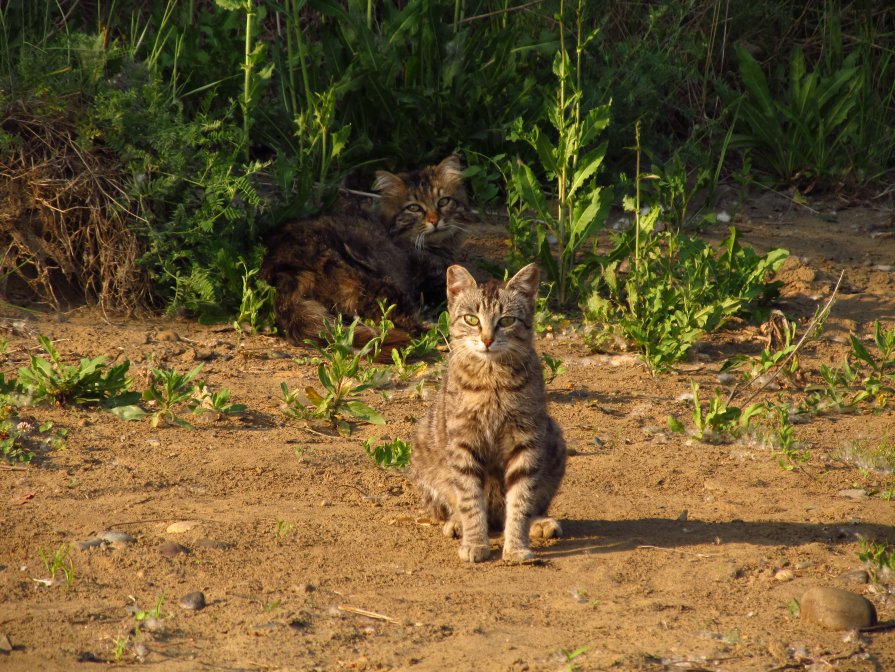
xmin=412 ymin=263 xmax=567 ymax=563
xmin=261 ymin=156 xmax=474 ymax=345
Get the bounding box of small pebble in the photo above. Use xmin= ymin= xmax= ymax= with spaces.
xmin=717 ymin=373 xmax=736 ymax=385
xmin=159 ymin=541 xmax=190 ymax=558
xmin=98 ymin=530 xmax=136 ymax=546
xmin=156 ymin=330 xmax=180 ymax=342
xmin=774 ymin=569 xmax=795 ymax=582
xmin=74 ymin=538 xmax=105 ymax=550
xmin=800 ymin=586 xmax=877 ymax=630
xmin=839 ymin=569 xmax=870 ymax=585
xmin=166 ymin=521 xmax=198 ymax=534
xmin=0 ymin=633 xmax=12 ymax=653
xmin=142 ymin=616 xmax=162 ymax=632
xmin=837 ymin=489 xmax=868 ymax=500
xmin=178 ymin=591 xmax=206 ymax=611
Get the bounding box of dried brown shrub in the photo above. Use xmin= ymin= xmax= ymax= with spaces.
xmin=0 ymin=101 xmax=148 ymax=312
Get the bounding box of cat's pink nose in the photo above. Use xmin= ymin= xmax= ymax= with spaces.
xmin=482 ymin=337 xmax=493 ymax=348
xmin=426 ymin=211 xmax=438 ymax=225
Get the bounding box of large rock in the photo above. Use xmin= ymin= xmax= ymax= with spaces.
xmin=800 ymin=587 xmax=877 ymax=630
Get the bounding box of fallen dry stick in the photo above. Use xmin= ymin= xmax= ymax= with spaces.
xmin=337 ymin=605 xmax=401 ymax=624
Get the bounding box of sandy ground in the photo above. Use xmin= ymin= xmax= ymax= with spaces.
xmin=1 ymin=199 xmax=894 ymax=671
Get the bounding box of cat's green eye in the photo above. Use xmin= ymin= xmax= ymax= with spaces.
xmin=406 ymin=203 xmax=424 ymax=213
xmin=498 ymin=316 xmax=517 ymax=328
xmin=463 ymin=314 xmax=480 ymax=326
xmin=437 ymin=196 xmax=452 ymax=208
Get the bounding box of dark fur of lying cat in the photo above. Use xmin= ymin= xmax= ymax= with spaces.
xmin=261 ymin=155 xmax=475 ymax=345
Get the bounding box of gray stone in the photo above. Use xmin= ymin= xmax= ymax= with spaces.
xmin=800 ymin=586 xmax=877 ymax=630
xmin=98 ymin=530 xmax=136 ymax=546
xmin=159 ymin=541 xmax=190 ymax=558
xmin=839 ymin=569 xmax=870 ymax=585
xmin=178 ymin=591 xmax=206 ymax=611
xmin=74 ymin=538 xmax=105 ymax=550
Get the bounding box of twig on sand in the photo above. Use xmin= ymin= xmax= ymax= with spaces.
xmin=636 ymin=545 xmax=720 ymax=559
xmin=337 ymin=605 xmax=401 ymax=625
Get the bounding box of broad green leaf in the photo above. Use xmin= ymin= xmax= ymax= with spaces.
xmin=568 ymin=143 xmax=607 ymax=198
xmin=344 ymin=401 xmax=385 ymax=425
xmin=108 ymin=405 xmax=148 ymax=421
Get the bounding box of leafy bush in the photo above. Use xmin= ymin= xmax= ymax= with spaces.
xmin=586 ymin=222 xmax=789 ymax=373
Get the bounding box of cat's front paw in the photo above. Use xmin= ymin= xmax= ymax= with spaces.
xmin=502 ymin=547 xmax=535 ymax=564
xmin=458 ymin=543 xmax=491 ymax=563
xmin=530 ymin=516 xmax=563 ymax=539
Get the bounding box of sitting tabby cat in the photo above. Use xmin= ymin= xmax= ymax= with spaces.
xmin=412 ymin=263 xmax=567 ymax=563
xmin=261 ymin=155 xmax=474 ymax=345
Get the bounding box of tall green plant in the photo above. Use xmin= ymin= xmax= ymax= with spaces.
xmin=505 ymin=0 xmax=611 ymax=306
xmin=732 ymin=44 xmax=861 ymax=185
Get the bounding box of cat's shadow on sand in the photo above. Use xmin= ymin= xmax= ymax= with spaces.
xmin=539 ymin=517 xmax=891 ymax=558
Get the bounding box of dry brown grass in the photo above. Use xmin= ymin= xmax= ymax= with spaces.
xmin=0 ymin=101 xmax=148 ymax=313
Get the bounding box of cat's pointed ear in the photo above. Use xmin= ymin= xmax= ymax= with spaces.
xmin=506 ymin=263 xmax=540 ymax=300
xmin=446 ymin=265 xmax=476 ymax=300
xmin=434 ymin=155 xmax=464 ymax=190
xmin=373 ymin=170 xmax=406 ymax=199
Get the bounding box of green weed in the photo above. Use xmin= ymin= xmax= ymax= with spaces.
xmin=280 ymin=317 xmax=385 ymax=434
xmin=543 ymin=355 xmax=567 ymax=385
xmin=109 ymin=364 xmax=243 ymax=427
xmin=858 ymin=539 xmax=895 ymax=574
xmin=141 ymin=365 xmax=204 ymax=428
xmin=133 ymin=593 xmax=166 ymax=623
xmin=668 ymin=381 xmax=764 ymax=442
xmin=504 ymin=0 xmax=611 ymax=306
xmin=275 ymin=520 xmax=295 ymax=539
xmin=192 ymin=385 xmax=247 ymax=419
xmin=112 ymin=635 xmax=130 ymax=661
xmin=363 ymin=436 xmax=411 ymax=469
xmin=233 ymin=262 xmax=276 ymax=335
xmin=17 ymin=336 xmax=134 ymax=407
xmin=803 ymin=321 xmax=895 ymax=414
xmin=768 ymin=405 xmax=809 ymax=471
xmin=561 ymin=645 xmax=590 ymax=672
xmin=39 ymin=543 xmax=74 ymax=587
xmin=0 ymin=395 xmax=68 ymax=463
